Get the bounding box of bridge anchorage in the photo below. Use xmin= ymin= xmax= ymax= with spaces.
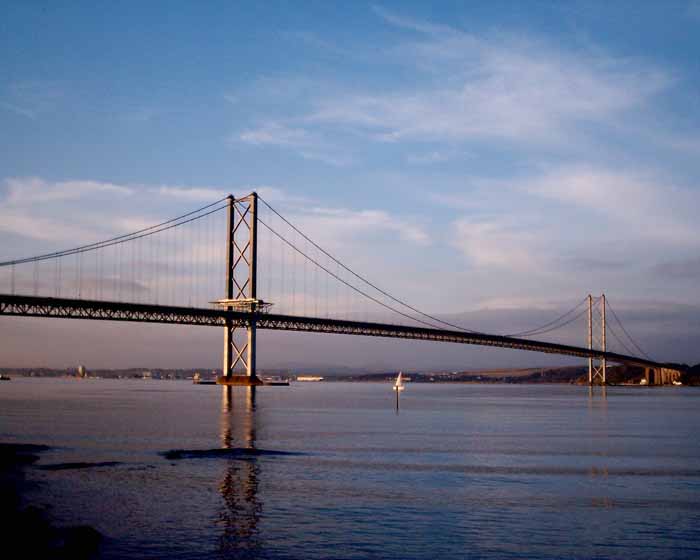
xmin=0 ymin=190 xmax=685 ymax=386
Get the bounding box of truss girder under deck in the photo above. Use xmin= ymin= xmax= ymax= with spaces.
xmin=0 ymin=294 xmax=675 ymax=372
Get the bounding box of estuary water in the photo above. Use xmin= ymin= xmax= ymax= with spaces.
xmin=1 ymin=378 xmax=699 ymax=559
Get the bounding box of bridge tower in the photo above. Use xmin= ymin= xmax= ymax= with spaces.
xmin=218 ymin=192 xmax=264 ymax=386
xmin=588 ymin=294 xmax=606 ymax=385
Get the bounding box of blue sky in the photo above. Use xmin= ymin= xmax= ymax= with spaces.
xmin=1 ymin=1 xmax=700 ymax=368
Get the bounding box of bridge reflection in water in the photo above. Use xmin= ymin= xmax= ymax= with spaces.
xmin=218 ymin=386 xmax=262 ymax=557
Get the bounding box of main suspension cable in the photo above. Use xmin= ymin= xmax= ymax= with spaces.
xmin=606 ymin=322 xmax=637 ymax=356
xmin=258 ymin=195 xmax=481 ymax=333
xmin=505 ymin=296 xmax=589 ymax=337
xmin=258 ymin=217 xmax=449 ymax=330
xmin=512 ymin=304 xmax=590 ymax=338
xmin=605 ymin=299 xmax=652 ymax=360
xmin=0 ymin=198 xmax=229 ymax=267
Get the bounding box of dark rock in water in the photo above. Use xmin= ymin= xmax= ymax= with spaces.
xmin=0 ymin=443 xmax=51 ymax=468
xmin=0 ymin=443 xmax=51 ymax=453
xmin=0 ymin=442 xmax=101 ymax=559
xmin=38 ymin=461 xmax=121 ymax=471
xmin=162 ymin=447 xmax=299 ymax=460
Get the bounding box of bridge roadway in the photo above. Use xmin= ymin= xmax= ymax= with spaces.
xmin=0 ymin=293 xmax=676 ymax=371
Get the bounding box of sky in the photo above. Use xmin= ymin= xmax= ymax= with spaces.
xmin=1 ymin=1 xmax=700 ymax=370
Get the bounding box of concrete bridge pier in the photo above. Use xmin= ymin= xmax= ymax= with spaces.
xmin=643 ymin=367 xmax=682 ymax=385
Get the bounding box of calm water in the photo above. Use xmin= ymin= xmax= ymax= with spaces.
xmin=1 ymin=378 xmax=699 ymax=559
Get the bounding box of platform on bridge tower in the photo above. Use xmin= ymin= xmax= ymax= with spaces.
xmin=217 ymin=375 xmax=264 ymax=386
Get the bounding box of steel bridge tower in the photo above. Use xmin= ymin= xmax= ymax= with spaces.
xmin=588 ymin=294 xmax=607 ymax=385
xmin=217 ymin=192 xmax=265 ymax=386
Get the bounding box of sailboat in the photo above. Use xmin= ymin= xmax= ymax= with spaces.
xmin=393 ymin=371 xmax=405 ymax=392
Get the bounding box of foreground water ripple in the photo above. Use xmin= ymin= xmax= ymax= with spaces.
xmin=1 ymin=379 xmax=699 ymax=559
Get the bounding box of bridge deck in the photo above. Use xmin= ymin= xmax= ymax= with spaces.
xmin=0 ymin=294 xmax=675 ymax=370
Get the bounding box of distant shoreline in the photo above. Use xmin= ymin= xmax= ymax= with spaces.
xmin=0 ymin=371 xmax=700 ymax=389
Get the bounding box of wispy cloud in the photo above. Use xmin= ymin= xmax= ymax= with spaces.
xmin=238 ymin=121 xmax=352 ymax=166
xmin=523 ymin=166 xmax=699 ymax=245
xmin=0 ymin=81 xmax=63 ymax=119
xmin=371 ymin=5 xmax=454 ymax=35
xmin=307 ymin=27 xmax=668 ymax=147
xmin=156 ymin=186 xmax=229 ymax=202
xmin=406 ymin=150 xmax=454 ymax=165
xmin=239 ymin=122 xmax=310 ymax=147
xmin=155 ymin=184 xmax=300 ymax=203
xmin=452 ymin=217 xmax=539 ymax=271
xmin=4 ymin=177 xmax=133 ymax=204
xmin=0 ymin=177 xmax=133 ymax=244
xmin=0 ymin=101 xmax=37 ymax=119
xmin=428 ymin=163 xmax=700 ymax=283
xmin=234 ymin=8 xmax=673 ymax=168
xmin=306 ymin=206 xmax=430 ymax=246
xmin=0 ymin=178 xmax=428 ymax=262
xmin=0 ymin=212 xmax=109 ymax=244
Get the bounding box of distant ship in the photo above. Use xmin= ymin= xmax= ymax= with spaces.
xmin=0 ymin=374 xmax=10 ymax=381
xmin=393 ymin=372 xmax=405 ymax=392
xmin=262 ymin=376 xmax=290 ymax=386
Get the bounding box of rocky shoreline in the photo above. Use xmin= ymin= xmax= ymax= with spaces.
xmin=0 ymin=443 xmax=102 ymax=559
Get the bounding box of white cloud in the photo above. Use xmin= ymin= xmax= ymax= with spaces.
xmin=303 ymin=13 xmax=669 ymax=147
xmin=0 ymin=177 xmax=429 ymax=285
xmin=155 ymin=185 xmax=297 ymax=203
xmin=298 ymin=150 xmax=353 ymax=167
xmin=237 ymin=121 xmax=352 ymax=166
xmin=371 ymin=6 xmax=453 ymax=36
xmin=452 ymin=217 xmax=538 ymax=271
xmin=406 ymin=151 xmax=453 ymax=165
xmin=473 ymin=296 xmax=564 ymax=311
xmin=524 ymin=166 xmax=699 ymax=244
xmin=0 ymin=178 xmax=134 ymax=246
xmin=156 ymin=186 xmax=228 ymax=202
xmin=306 ymin=206 xmax=430 ymax=245
xmin=239 ymin=122 xmax=310 ymax=147
xmin=233 ymin=10 xmax=672 ymax=168
xmin=0 ymin=211 xmax=107 ymax=244
xmin=4 ymin=177 xmax=133 ymax=205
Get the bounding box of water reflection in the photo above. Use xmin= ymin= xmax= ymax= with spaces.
xmin=218 ymin=387 xmax=262 ymax=558
xmin=587 ymin=385 xmax=608 ymax=412
xmin=586 ymin=385 xmax=610 ymax=498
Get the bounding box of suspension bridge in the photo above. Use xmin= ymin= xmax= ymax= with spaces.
xmin=0 ymin=192 xmax=683 ymax=385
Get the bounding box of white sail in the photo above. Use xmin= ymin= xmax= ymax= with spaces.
xmin=393 ymin=371 xmax=405 ymax=391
